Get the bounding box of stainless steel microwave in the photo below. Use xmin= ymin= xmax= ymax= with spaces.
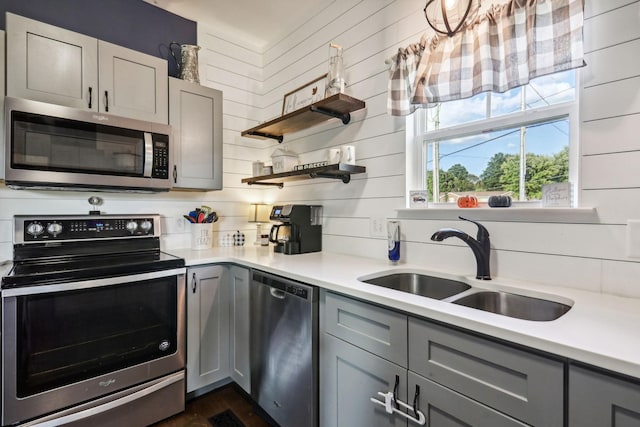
xmin=3 ymin=97 xmax=173 ymax=192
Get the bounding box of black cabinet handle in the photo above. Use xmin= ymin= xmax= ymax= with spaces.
xmin=104 ymin=90 xmax=109 ymax=112
xmin=392 ymin=374 xmax=400 ymax=410
xmin=412 ymin=385 xmax=420 ymax=418
xmin=173 ymin=165 xmax=177 ymax=183
xmin=191 ymin=272 xmax=197 ymax=293
xmin=88 ymin=87 xmax=92 ymax=108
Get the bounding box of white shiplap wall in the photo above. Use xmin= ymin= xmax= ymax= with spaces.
xmin=197 ymin=0 xmax=640 ymax=299
xmin=2 ymin=1 xmax=639 ymax=300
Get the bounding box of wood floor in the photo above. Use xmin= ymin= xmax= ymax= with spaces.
xmin=151 ymin=384 xmax=271 ymax=427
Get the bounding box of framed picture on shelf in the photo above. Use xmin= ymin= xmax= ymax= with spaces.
xmin=282 ymin=74 xmax=327 ymax=115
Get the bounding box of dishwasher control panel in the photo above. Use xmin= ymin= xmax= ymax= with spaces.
xmin=286 ymin=284 xmax=308 ymax=299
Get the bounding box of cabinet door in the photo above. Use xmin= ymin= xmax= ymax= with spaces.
xmin=569 ymin=365 xmax=640 ymax=427
xmin=6 ymin=13 xmax=98 ymax=111
xmin=322 ymin=291 xmax=407 ymax=367
xmin=408 ymin=372 xmax=528 ymax=427
xmin=186 ymin=265 xmax=230 ymax=392
xmin=1 ymin=30 xmax=5 ymax=179
xmin=320 ymin=333 xmax=407 ymax=427
xmin=98 ymin=41 xmax=168 ymax=123
xmin=409 ymin=317 xmax=564 ymax=426
xmin=169 ymin=77 xmax=223 ymax=190
xmin=228 ymin=265 xmax=251 ymax=393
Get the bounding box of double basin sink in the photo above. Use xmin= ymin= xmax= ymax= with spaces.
xmin=359 ymin=272 xmax=572 ymax=321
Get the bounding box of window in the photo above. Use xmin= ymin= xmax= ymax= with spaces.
xmin=412 ymin=70 xmax=578 ymax=206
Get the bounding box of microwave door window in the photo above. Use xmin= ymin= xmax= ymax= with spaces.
xmin=12 ymin=112 xmax=146 ymax=176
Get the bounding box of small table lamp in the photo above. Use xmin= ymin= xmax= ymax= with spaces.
xmin=248 ymin=204 xmax=272 ymax=245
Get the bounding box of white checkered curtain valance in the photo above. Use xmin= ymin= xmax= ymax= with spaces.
xmin=387 ymin=0 xmax=585 ymax=116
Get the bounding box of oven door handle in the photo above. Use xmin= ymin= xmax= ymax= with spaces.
xmin=2 ymin=267 xmax=186 ymax=297
xmin=23 ymin=372 xmax=184 ymax=427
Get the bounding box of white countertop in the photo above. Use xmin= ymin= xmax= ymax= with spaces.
xmin=169 ymin=246 xmax=640 ymax=379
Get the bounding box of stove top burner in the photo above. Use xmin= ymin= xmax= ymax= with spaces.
xmin=3 ymin=251 xmax=184 ymax=288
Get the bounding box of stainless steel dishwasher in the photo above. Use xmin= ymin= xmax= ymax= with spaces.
xmin=250 ymin=270 xmax=318 ymax=427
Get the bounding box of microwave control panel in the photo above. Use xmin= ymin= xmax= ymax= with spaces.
xmin=152 ymin=138 xmax=170 ymax=179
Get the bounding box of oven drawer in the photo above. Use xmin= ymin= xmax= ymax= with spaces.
xmin=21 ymin=371 xmax=185 ymax=427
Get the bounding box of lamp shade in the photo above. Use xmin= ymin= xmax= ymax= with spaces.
xmin=424 ymin=0 xmax=479 ymax=37
xmin=248 ymin=204 xmax=271 ymax=223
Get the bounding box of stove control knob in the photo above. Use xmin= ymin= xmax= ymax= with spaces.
xmin=140 ymin=220 xmax=153 ymax=233
xmin=126 ymin=221 xmax=139 ymax=233
xmin=47 ymin=222 xmax=63 ymax=236
xmin=26 ymin=222 xmax=44 ymax=236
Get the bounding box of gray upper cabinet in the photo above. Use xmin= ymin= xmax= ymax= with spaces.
xmin=6 ymin=13 xmax=168 ymax=124
xmin=569 ymin=365 xmax=640 ymax=427
xmin=97 ymin=40 xmax=168 ymax=123
xmin=169 ymin=77 xmax=223 ymax=190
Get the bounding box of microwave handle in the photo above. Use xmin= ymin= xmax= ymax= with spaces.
xmin=143 ymin=133 xmax=154 ymax=177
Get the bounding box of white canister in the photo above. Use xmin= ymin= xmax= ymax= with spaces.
xmin=340 ymin=145 xmax=356 ymax=165
xmin=327 ymin=148 xmax=341 ymax=164
xmin=252 ymin=161 xmax=265 ymax=176
xmin=191 ymin=223 xmax=213 ymax=250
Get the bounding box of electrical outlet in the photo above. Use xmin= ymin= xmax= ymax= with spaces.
xmin=175 ymin=217 xmax=185 ymax=233
xmin=627 ymin=220 xmax=640 ymax=258
xmin=370 ymin=217 xmax=387 ymax=238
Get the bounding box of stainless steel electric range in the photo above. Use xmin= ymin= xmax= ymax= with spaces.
xmin=1 ymin=214 xmax=186 ymax=427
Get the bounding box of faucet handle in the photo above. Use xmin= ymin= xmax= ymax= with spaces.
xmin=458 ymin=216 xmax=489 ymax=242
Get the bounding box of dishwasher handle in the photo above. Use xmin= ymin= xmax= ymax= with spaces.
xmin=270 ymin=287 xmax=286 ymax=299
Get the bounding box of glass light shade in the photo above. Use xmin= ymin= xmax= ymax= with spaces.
xmin=248 ymin=204 xmax=271 ymax=223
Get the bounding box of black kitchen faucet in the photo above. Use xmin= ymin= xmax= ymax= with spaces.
xmin=431 ymin=216 xmax=491 ymax=280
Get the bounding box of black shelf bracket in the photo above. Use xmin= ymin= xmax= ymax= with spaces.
xmin=310 ymin=172 xmax=352 ymax=183
xmin=310 ymin=106 xmax=351 ymax=125
xmin=246 ymin=181 xmax=284 ymax=189
xmin=247 ymin=131 xmax=284 ymax=143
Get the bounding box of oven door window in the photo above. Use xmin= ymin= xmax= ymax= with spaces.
xmin=11 ymin=111 xmax=146 ymax=176
xmin=16 ymin=277 xmax=178 ymax=398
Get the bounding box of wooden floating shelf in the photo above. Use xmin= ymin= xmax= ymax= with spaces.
xmin=241 ymin=93 xmax=366 ymax=143
xmin=241 ymin=163 xmax=366 ymax=188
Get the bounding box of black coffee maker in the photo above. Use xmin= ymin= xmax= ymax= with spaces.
xmin=268 ymin=205 xmax=322 ymax=254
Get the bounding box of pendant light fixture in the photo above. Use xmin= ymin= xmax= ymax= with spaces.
xmin=424 ymin=0 xmax=479 ymax=37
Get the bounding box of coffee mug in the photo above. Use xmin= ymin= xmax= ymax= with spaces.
xmin=327 ymin=148 xmax=341 ymax=164
xmin=340 ymin=145 xmax=356 ymax=165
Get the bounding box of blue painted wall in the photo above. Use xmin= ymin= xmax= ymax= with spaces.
xmin=0 ymin=0 xmax=197 ymax=77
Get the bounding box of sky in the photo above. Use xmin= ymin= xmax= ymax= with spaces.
xmin=425 ymin=70 xmax=575 ymax=177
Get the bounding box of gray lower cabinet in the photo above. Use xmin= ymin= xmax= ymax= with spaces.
xmin=0 ymin=30 xmax=5 ymax=179
xmin=321 ymin=332 xmax=408 ymax=427
xmin=320 ymin=290 xmax=409 ymax=427
xmin=409 ymin=318 xmax=564 ymax=426
xmin=186 ymin=265 xmax=230 ymax=392
xmin=169 ymin=77 xmax=223 ymax=190
xmin=569 ymin=365 xmax=640 ymax=426
xmin=408 ymin=372 xmax=528 ymax=427
xmin=320 ymin=290 xmax=565 ymax=427
xmin=228 ymin=265 xmax=251 ymax=393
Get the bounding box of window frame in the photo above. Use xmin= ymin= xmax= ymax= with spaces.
xmin=406 ymin=83 xmax=580 ymax=209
